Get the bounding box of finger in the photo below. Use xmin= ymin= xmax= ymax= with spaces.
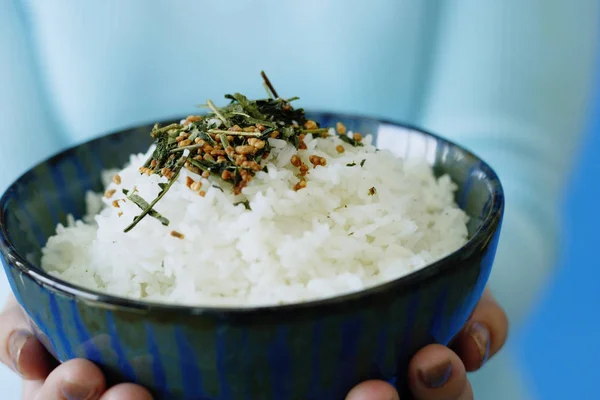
xmin=408 ymin=344 xmax=473 ymax=400
xmin=345 ymin=379 xmax=399 ymax=400
xmin=33 ymin=359 xmax=106 ymax=400
xmin=0 ymin=296 xmax=55 ymax=379
xmin=99 ymin=383 xmax=154 ymax=400
xmin=22 ymin=379 xmax=43 ymax=400
xmin=452 ymin=290 xmax=509 ymax=371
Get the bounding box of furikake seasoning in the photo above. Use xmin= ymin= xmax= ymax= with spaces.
xmin=123 ymin=72 xmax=363 ymax=232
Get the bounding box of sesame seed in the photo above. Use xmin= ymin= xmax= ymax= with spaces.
xmin=113 ymin=174 xmax=122 ymax=185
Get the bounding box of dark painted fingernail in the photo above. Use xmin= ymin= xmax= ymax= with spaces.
xmin=61 ymin=380 xmax=96 ymax=400
xmin=418 ymin=359 xmax=452 ymax=388
xmin=468 ymin=322 xmax=491 ymax=366
xmin=8 ymin=330 xmax=33 ymax=375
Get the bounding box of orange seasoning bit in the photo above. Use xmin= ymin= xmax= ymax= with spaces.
xmin=112 ymin=174 xmax=122 ymax=185
xmin=293 ymin=179 xmax=307 ymax=191
xmin=184 ymin=115 xmax=202 ymax=125
xmin=104 ymin=189 xmax=116 ymax=199
xmin=336 ymin=145 xmax=345 ymax=154
xmin=336 ymin=122 xmax=347 ymax=135
xmin=290 ymin=154 xmax=302 ymax=167
xmin=299 ymin=164 xmax=309 ymax=176
xmin=308 ymin=155 xmax=327 ymax=168
xmin=304 ymin=120 xmax=318 ymax=130
xmin=170 ymin=231 xmax=185 ymax=240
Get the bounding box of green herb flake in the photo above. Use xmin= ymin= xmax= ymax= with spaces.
xmin=338 ymin=134 xmax=364 ymax=147
xmin=125 ymin=190 xmax=170 ymax=227
xmin=234 ymin=199 xmax=251 ymax=210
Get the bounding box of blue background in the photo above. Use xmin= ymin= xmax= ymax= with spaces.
xmin=515 ymin=59 xmax=600 ymax=398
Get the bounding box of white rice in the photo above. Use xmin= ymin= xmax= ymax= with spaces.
xmin=41 ymin=132 xmax=469 ymax=307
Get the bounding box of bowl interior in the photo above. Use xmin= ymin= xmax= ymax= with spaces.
xmin=0 ymin=112 xmax=501 ymax=294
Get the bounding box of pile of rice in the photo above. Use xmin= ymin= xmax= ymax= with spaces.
xmin=41 ymin=132 xmax=468 ymax=306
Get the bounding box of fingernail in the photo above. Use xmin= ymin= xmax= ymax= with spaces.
xmin=418 ymin=359 xmax=452 ymax=389
xmin=8 ymin=330 xmax=33 ymax=375
xmin=468 ymin=322 xmax=491 ymax=366
xmin=61 ymin=380 xmax=97 ymax=400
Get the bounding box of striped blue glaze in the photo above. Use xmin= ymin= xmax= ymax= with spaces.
xmin=215 ymin=327 xmax=232 ymax=400
xmin=145 ymin=323 xmax=168 ymax=394
xmin=70 ymin=300 xmax=103 ymax=362
xmin=339 ymin=317 xmax=362 ymax=391
xmin=34 ymin=171 xmax=61 ymax=227
xmin=0 ymin=113 xmax=504 ymax=399
xmin=457 ymin=163 xmax=480 ymax=210
xmin=48 ymin=294 xmax=75 ymax=359
xmin=374 ymin=325 xmax=389 ymax=378
xmin=106 ymin=312 xmax=137 ymax=382
xmin=175 ymin=327 xmax=206 ymax=398
xmin=430 ymin=287 xmax=449 ymax=343
xmin=266 ymin=326 xmax=292 ymax=399
xmin=18 ymin=199 xmax=45 ymax=248
xmin=307 ymin=319 xmax=323 ymax=399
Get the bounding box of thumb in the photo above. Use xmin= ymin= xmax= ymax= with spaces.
xmin=346 ymin=380 xmax=400 ymax=400
xmin=0 ymin=295 xmax=54 ymax=380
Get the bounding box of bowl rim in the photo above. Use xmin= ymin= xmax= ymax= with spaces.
xmin=0 ymin=111 xmax=504 ymax=316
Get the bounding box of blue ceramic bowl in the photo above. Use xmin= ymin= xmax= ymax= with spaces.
xmin=0 ymin=113 xmax=503 ymax=400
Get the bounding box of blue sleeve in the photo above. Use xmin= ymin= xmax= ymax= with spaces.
xmin=0 ymin=0 xmax=65 ymax=192
xmin=420 ymin=0 xmax=599 ymax=325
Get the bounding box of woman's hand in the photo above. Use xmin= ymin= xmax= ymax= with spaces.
xmin=1 ymin=289 xmax=507 ymax=400
xmin=346 ymin=289 xmax=509 ymax=400
xmin=0 ymin=295 xmax=152 ymax=400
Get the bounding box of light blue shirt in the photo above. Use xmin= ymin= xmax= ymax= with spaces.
xmin=1 ymin=1 xmax=598 ymax=399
